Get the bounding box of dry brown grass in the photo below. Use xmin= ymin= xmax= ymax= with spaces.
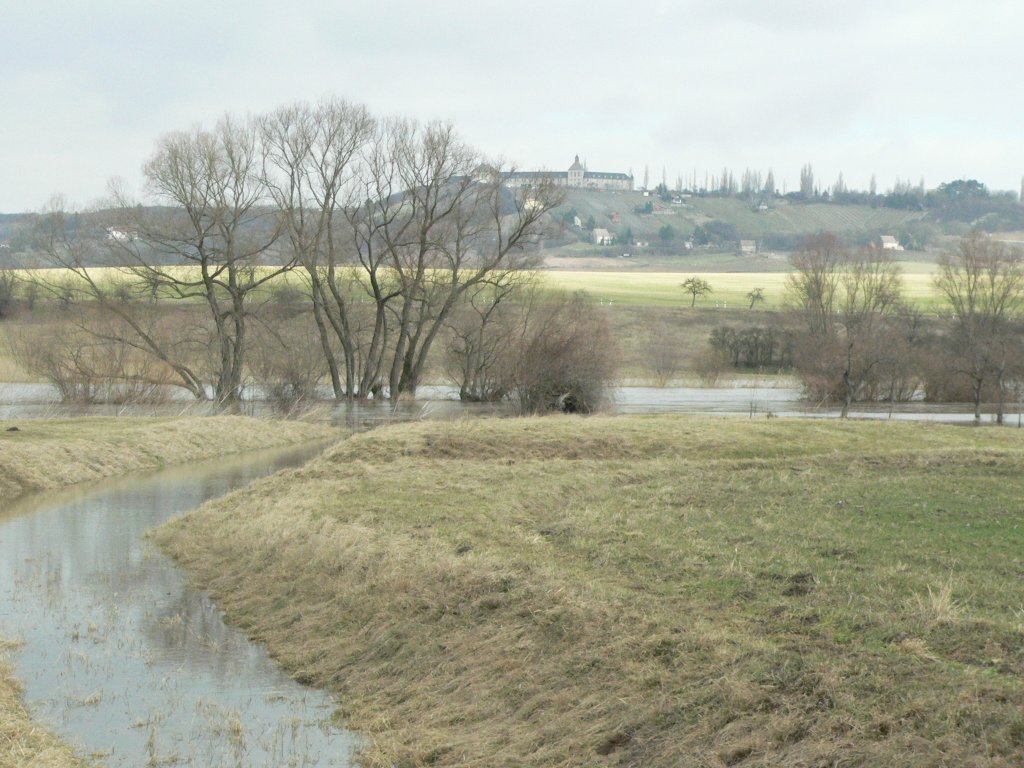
xmin=0 ymin=640 xmax=92 ymax=768
xmin=157 ymin=415 xmax=1024 ymax=767
xmin=0 ymin=416 xmax=337 ymax=503
xmin=0 ymin=353 xmax=30 ymax=382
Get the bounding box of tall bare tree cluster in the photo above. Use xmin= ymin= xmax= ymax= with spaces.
xmin=23 ymin=98 xmax=568 ymax=410
xmin=785 ymin=231 xmax=1024 ymax=420
xmin=787 ymin=233 xmax=906 ymax=417
xmin=935 ymin=232 xmax=1024 ymax=422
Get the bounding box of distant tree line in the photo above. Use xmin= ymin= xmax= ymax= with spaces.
xmin=705 ymin=231 xmax=1024 ymax=421
xmin=664 ymin=163 xmax=1024 ymax=233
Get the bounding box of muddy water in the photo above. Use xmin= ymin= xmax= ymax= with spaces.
xmin=0 ymin=443 xmax=355 ymax=767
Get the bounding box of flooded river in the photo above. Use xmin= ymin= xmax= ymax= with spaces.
xmin=0 ymin=443 xmax=356 ymax=767
xmin=2 ymin=381 xmax=1014 ymax=425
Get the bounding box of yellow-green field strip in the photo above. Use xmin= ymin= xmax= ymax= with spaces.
xmin=542 ymin=269 xmax=942 ymax=309
xmin=8 ymin=263 xmax=945 ymax=311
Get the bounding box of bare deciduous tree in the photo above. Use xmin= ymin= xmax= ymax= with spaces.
xmin=8 ymin=309 xmax=173 ymax=403
xmin=444 ymin=277 xmax=529 ymax=401
xmin=0 ymin=269 xmax=16 ymax=318
xmin=799 ymin=163 xmax=815 ymax=198
xmin=444 ymin=286 xmax=618 ymax=412
xmin=935 ymin=231 xmax=1024 ymax=423
xmin=680 ymin=277 xmax=712 ymax=307
xmin=109 ymin=116 xmax=290 ymax=408
xmin=261 ymin=98 xmax=374 ymax=400
xmin=644 ymin=320 xmax=685 ymax=386
xmin=35 ymin=116 xmax=292 ymax=410
xmin=28 ymin=100 xmax=565 ymax=409
xmin=787 ymin=233 xmax=843 ymax=336
xmin=265 ymin=107 xmax=562 ymax=404
xmin=352 ymin=120 xmax=562 ymax=403
xmin=746 ymin=287 xmax=765 ymax=310
xmin=788 ymin=234 xmax=904 ymax=417
xmin=31 ymin=202 xmax=210 ymax=401
xmin=250 ymin=305 xmax=328 ymax=413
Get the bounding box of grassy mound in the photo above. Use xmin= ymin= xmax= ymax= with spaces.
xmin=157 ymin=416 xmax=1024 ymax=767
xmin=0 ymin=416 xmax=336 ymax=502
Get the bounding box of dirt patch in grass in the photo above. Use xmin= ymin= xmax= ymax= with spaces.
xmin=157 ymin=415 xmax=1024 ymax=767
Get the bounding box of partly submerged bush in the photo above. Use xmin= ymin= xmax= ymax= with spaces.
xmin=511 ymin=292 xmax=617 ymax=414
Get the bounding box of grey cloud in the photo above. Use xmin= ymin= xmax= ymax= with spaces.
xmin=4 ymin=0 xmax=1024 ymax=211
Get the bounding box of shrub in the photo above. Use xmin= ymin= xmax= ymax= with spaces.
xmin=0 ymin=270 xmax=15 ymax=319
xmin=250 ymin=310 xmax=327 ymax=412
xmin=7 ymin=316 xmax=173 ymax=403
xmin=511 ymin=292 xmax=617 ymax=414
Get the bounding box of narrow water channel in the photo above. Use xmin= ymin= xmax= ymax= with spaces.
xmin=0 ymin=443 xmax=356 ymax=767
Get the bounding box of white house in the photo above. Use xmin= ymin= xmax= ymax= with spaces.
xmin=880 ymin=235 xmax=904 ymax=251
xmin=106 ymin=227 xmax=135 ymax=243
xmin=592 ymin=228 xmax=615 ymax=245
xmin=740 ymin=240 xmax=757 ymax=255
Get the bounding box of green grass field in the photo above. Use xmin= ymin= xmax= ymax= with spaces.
xmin=157 ymin=416 xmax=1024 ymax=767
xmin=542 ymin=268 xmax=943 ymax=309
xmin=2 ymin=252 xmax=948 ymax=314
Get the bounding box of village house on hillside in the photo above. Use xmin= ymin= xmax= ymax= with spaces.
xmin=880 ymin=235 xmax=904 ymax=251
xmin=592 ymin=228 xmax=615 ymax=245
xmin=502 ymin=155 xmax=633 ymax=191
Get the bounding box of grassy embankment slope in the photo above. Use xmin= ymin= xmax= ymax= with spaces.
xmin=0 ymin=416 xmax=335 ymax=503
xmin=158 ymin=416 xmax=1024 ymax=767
xmin=0 ymin=415 xmax=336 ymax=767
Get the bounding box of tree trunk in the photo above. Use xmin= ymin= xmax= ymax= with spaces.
xmin=997 ymin=370 xmax=1006 ymax=425
xmin=309 ymin=277 xmax=343 ymax=399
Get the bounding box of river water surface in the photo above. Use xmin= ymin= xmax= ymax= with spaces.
xmin=0 ymin=443 xmax=356 ymax=767
xmin=3 ymin=381 xmax=1013 ymax=425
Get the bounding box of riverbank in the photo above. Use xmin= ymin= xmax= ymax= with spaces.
xmin=157 ymin=415 xmax=1024 ymax=767
xmin=1 ymin=639 xmax=91 ymax=768
xmin=0 ymin=415 xmax=337 ymax=503
xmin=0 ymin=415 xmax=339 ymax=766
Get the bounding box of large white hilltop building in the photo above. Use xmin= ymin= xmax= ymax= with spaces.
xmin=501 ymin=155 xmax=633 ymax=192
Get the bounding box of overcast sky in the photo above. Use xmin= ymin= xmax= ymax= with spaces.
xmin=2 ymin=0 xmax=1022 ymax=212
